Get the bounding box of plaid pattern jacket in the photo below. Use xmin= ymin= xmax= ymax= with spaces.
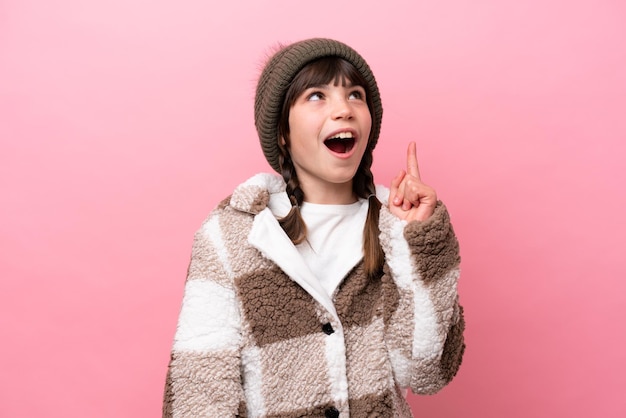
xmin=163 ymin=173 xmax=465 ymax=418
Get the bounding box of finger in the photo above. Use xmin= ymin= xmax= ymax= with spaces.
xmin=408 ymin=181 xmax=437 ymax=220
xmin=402 ymin=197 xmax=414 ymax=211
xmin=390 ymin=170 xmax=406 ymax=206
xmin=406 ymin=141 xmax=422 ymax=180
xmin=413 ymin=201 xmax=436 ymax=221
xmin=401 ymin=177 xmax=417 ymax=210
xmin=397 ymin=176 xmax=418 ymax=208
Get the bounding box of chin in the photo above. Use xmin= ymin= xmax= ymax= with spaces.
xmin=327 ymin=170 xmax=359 ymax=185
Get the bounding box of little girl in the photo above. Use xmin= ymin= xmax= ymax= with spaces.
xmin=163 ymin=38 xmax=465 ymax=418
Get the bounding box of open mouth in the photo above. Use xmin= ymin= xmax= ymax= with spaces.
xmin=324 ymin=131 xmax=356 ymax=154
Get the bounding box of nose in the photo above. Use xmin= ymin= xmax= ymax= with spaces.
xmin=330 ymin=97 xmax=353 ymax=120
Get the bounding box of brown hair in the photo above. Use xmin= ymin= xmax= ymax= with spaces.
xmin=277 ymin=56 xmax=384 ymax=279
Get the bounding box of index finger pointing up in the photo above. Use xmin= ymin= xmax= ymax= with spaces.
xmin=406 ymin=141 xmax=422 ymax=180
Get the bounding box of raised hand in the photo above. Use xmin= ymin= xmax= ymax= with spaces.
xmin=389 ymin=142 xmax=437 ymax=222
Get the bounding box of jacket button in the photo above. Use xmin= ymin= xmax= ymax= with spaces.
xmin=322 ymin=323 xmax=334 ymax=335
xmin=325 ymin=407 xmax=339 ymax=418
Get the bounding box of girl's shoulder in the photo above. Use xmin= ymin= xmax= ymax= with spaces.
xmin=191 ymin=173 xmax=282 ymax=256
xmin=228 ymin=173 xmax=285 ymax=215
xmin=197 ymin=173 xmax=285 ymax=229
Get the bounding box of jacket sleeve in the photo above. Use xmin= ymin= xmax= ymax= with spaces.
xmin=163 ymin=211 xmax=245 ymax=417
xmin=379 ymin=201 xmax=465 ymax=395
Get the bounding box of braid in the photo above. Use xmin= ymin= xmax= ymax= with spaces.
xmin=278 ymin=152 xmax=307 ymax=245
xmin=354 ymin=149 xmax=375 ymax=197
xmin=355 ymin=148 xmax=384 ymax=279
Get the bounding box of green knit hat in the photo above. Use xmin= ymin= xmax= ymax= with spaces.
xmin=254 ymin=38 xmax=383 ymax=173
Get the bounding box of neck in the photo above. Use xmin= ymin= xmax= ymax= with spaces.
xmin=299 ymin=180 xmax=357 ymax=204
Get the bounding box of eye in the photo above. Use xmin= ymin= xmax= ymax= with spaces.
xmin=306 ymin=91 xmax=324 ymax=101
xmin=348 ymin=88 xmax=366 ymax=100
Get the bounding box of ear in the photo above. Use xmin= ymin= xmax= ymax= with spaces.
xmin=279 ymin=135 xmax=287 ymax=146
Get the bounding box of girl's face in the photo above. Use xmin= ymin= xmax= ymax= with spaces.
xmin=285 ymin=82 xmax=372 ymax=202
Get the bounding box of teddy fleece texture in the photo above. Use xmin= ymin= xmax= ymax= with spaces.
xmin=163 ymin=173 xmax=465 ymax=418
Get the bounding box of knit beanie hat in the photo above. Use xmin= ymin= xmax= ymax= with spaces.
xmin=254 ymin=38 xmax=383 ymax=173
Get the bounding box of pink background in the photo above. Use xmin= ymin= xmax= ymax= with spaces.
xmin=2 ymin=0 xmax=625 ymax=416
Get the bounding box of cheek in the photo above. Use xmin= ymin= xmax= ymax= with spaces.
xmin=362 ymin=112 xmax=373 ymax=141
xmin=287 ymin=110 xmax=306 ymax=140
xmin=288 ymin=111 xmax=322 ymax=144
